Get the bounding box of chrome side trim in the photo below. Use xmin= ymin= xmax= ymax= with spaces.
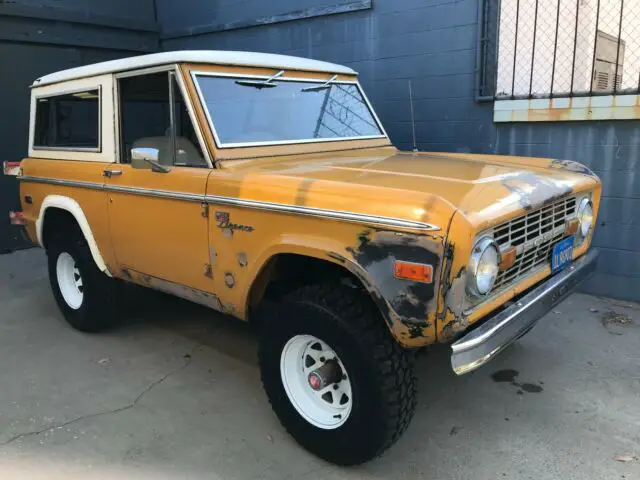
xmin=19 ymin=176 xmax=103 ymax=191
xmin=18 ymin=176 xmax=440 ymax=231
xmin=106 ymin=184 xmax=203 ymax=202
xmin=205 ymin=194 xmax=439 ymax=231
xmin=19 ymin=176 xmax=203 ymax=203
xmin=451 ymin=249 xmax=599 ymax=375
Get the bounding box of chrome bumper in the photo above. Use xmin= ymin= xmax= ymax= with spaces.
xmin=451 ymin=249 xmax=599 ymax=375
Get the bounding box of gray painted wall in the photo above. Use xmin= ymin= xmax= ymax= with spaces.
xmin=158 ymin=0 xmax=639 ymax=301
xmin=0 ymin=0 xmax=158 ymax=253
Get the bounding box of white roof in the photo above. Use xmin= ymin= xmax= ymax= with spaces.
xmin=32 ymin=50 xmax=357 ymax=87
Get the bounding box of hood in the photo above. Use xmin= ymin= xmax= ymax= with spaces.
xmin=220 ymin=148 xmax=599 ymax=233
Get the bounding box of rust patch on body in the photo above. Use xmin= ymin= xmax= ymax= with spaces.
xmin=439 ymin=265 xmax=469 ymax=341
xmin=209 ymin=246 xmax=218 ymax=267
xmin=440 ymin=316 xmax=469 ymax=342
xmin=124 ymin=269 xmax=229 ymax=314
xmin=203 ymin=263 xmax=213 ymax=278
xmin=407 ymin=321 xmax=432 ymax=339
xmin=347 ymin=229 xmax=443 ymax=342
xmin=501 ymin=172 xmax=573 ymax=211
xmin=549 ymin=159 xmax=596 ymax=177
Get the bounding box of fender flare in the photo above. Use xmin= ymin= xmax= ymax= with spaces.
xmin=36 ymin=195 xmax=112 ymax=277
xmin=243 ymin=232 xmax=441 ymax=347
xmin=243 ymin=238 xmax=391 ymax=321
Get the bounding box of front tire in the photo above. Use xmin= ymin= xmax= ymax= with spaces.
xmin=258 ymin=283 xmax=417 ymax=465
xmin=47 ymin=230 xmax=120 ymax=332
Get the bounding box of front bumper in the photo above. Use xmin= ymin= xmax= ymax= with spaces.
xmin=451 ymin=249 xmax=599 ymax=375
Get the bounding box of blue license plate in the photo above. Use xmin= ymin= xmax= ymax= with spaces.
xmin=551 ymin=236 xmax=574 ymax=273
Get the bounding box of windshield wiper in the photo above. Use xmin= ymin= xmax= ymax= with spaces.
xmin=301 ymin=75 xmax=338 ymax=92
xmin=235 ymin=70 xmax=284 ymax=89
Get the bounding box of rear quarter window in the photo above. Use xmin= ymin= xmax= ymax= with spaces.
xmin=34 ymin=89 xmax=101 ymax=150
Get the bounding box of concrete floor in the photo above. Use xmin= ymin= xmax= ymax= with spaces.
xmin=0 ymin=249 xmax=639 ymax=480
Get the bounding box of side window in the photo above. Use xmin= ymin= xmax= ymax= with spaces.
xmin=118 ymin=71 xmax=206 ymax=167
xmin=171 ymin=76 xmax=207 ymax=167
xmin=34 ymin=89 xmax=100 ymax=150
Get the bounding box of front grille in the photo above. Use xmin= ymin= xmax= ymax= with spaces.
xmin=492 ymin=195 xmax=577 ymax=292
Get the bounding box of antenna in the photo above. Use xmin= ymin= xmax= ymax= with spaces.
xmin=408 ymin=80 xmax=418 ymax=152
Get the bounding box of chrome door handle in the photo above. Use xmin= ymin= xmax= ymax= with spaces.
xmin=103 ymin=169 xmax=122 ymax=178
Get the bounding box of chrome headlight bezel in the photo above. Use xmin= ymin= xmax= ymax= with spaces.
xmin=466 ymin=236 xmax=500 ymax=299
xmin=576 ymin=197 xmax=594 ymax=245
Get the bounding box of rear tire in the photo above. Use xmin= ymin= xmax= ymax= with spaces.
xmin=258 ymin=283 xmax=417 ymax=465
xmin=47 ymin=228 xmax=120 ymax=332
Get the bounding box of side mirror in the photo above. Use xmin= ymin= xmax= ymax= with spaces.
xmin=131 ymin=147 xmax=170 ymax=173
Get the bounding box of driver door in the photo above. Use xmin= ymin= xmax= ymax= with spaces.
xmin=105 ymin=69 xmax=214 ymax=292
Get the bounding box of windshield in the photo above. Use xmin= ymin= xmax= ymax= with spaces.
xmin=193 ymin=74 xmax=385 ymax=147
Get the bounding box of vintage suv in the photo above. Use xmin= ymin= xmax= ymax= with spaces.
xmin=7 ymin=51 xmax=599 ymax=465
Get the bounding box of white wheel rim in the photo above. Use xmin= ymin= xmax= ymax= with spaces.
xmin=56 ymin=252 xmax=84 ymax=310
xmin=280 ymin=334 xmax=353 ymax=430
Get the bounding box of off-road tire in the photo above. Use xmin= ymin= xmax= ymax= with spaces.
xmin=258 ymin=283 xmax=417 ymax=465
xmin=47 ymin=227 xmax=120 ymax=332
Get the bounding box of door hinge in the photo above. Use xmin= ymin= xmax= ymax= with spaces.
xmin=201 ymin=202 xmax=209 ymax=218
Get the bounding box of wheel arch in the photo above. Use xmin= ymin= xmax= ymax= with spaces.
xmin=37 ymin=195 xmax=111 ymax=277
xmin=245 ymin=245 xmax=393 ymax=329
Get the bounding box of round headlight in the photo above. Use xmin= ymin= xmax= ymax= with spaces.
xmin=576 ymin=198 xmax=594 ymax=244
xmin=467 ymin=237 xmax=500 ymax=298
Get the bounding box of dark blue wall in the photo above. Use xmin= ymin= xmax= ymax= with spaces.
xmin=157 ymin=0 xmax=640 ymax=301
xmin=0 ymin=0 xmax=158 ymax=253
xmin=160 ymin=0 xmax=496 ymax=154
xmin=159 ymin=0 xmax=362 ymax=36
xmin=494 ymin=121 xmax=640 ymax=300
xmin=7 ymin=0 xmax=156 ymax=19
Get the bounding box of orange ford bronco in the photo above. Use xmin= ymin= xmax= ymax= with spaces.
xmin=6 ymin=51 xmax=600 ymax=465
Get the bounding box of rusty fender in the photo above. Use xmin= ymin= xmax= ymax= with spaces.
xmin=346 ymin=229 xmax=444 ymax=347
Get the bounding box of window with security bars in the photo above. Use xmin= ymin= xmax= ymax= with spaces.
xmin=478 ymin=0 xmax=640 ymax=99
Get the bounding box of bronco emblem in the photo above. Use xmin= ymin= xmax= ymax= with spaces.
xmin=215 ymin=211 xmax=255 ymax=233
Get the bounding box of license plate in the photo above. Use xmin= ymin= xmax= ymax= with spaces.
xmin=551 ymin=236 xmax=574 ymax=273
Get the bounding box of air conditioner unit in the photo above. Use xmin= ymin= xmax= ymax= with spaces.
xmin=591 ymin=30 xmax=625 ymax=92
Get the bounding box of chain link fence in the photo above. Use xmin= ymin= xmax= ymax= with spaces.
xmin=477 ymin=0 xmax=501 ymax=99
xmin=479 ymin=0 xmax=640 ymax=99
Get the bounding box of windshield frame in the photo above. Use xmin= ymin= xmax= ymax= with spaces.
xmin=190 ymin=71 xmax=388 ymax=149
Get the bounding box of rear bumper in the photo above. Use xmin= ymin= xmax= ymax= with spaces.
xmin=451 ymin=249 xmax=599 ymax=375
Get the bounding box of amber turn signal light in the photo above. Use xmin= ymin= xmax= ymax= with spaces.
xmin=394 ymin=261 xmax=433 ymax=283
xmin=564 ymin=218 xmax=580 ymax=236
xmin=499 ymin=246 xmax=517 ymax=271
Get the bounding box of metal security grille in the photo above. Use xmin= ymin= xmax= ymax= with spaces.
xmin=492 ymin=196 xmax=577 ymax=292
xmin=479 ymin=0 xmax=640 ymax=99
